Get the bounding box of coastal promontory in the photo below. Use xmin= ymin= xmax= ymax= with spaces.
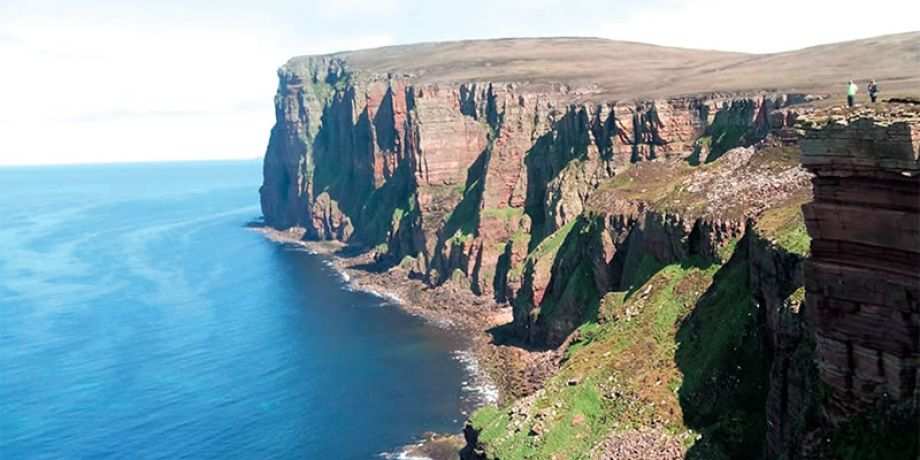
xmin=260 ymin=33 xmax=920 ymax=459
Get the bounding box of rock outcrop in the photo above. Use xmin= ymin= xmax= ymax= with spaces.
xmin=799 ymin=109 xmax=920 ymax=456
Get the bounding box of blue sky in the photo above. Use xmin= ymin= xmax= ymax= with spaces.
xmin=1 ymin=0 xmax=918 ymax=165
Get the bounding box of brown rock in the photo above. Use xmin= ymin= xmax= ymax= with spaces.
xmin=799 ymin=107 xmax=920 ymax=423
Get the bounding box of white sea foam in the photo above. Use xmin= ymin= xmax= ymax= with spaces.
xmin=432 ymin=317 xmax=455 ymax=329
xmin=317 ymin=258 xmax=354 ymax=284
xmin=453 ymin=349 xmax=500 ymax=406
xmin=363 ymin=287 xmax=404 ymax=306
xmin=378 ymin=446 xmax=432 ymax=460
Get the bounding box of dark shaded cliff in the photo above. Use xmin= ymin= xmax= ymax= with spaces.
xmin=799 ymin=110 xmax=920 ymax=459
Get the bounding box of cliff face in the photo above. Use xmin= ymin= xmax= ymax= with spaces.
xmin=260 ymin=56 xmax=802 ymax=303
xmin=260 ymin=39 xmax=919 ymax=460
xmin=459 ymin=109 xmax=920 ymax=459
xmin=799 ymin=110 xmax=920 ymax=458
xmin=511 ymin=141 xmax=811 ymax=347
xmin=259 ymin=53 xmax=817 ymax=460
xmin=458 ymin=140 xmax=817 ymax=459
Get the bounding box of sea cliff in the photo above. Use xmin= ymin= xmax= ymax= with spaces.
xmin=259 ymin=37 xmax=920 ymax=459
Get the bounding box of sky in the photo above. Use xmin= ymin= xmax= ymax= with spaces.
xmin=1 ymin=0 xmax=917 ymax=166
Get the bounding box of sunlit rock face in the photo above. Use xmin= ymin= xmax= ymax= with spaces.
xmin=260 ymin=56 xmax=798 ymax=302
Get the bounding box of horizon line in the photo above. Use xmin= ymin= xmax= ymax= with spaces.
xmin=0 ymin=156 xmax=264 ymax=168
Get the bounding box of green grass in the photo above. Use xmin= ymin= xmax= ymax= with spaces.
xmin=356 ymin=179 xmax=417 ymax=247
xmin=677 ymin=258 xmax=753 ymax=401
xmin=447 ymin=228 xmax=475 ymax=244
xmin=756 ymin=200 xmax=811 ymax=256
xmin=537 ymin=261 xmax=599 ymax=324
xmin=452 ymin=182 xmax=467 ymax=196
xmin=622 ymin=253 xmax=667 ymax=295
xmin=787 ymin=286 xmax=805 ymax=304
xmin=481 ymin=206 xmax=525 ymax=222
xmin=676 ymin=243 xmax=771 ymax=459
xmin=510 ymin=219 xmax=577 ymax=280
xmin=774 ymin=224 xmax=810 ymax=256
xmin=717 ymin=238 xmax=739 ymax=263
xmin=709 ymin=125 xmax=749 ymax=158
xmin=442 ymin=172 xmax=485 ymax=245
xmin=472 ymin=235 xmax=788 ymax=460
xmin=469 ymin=406 xmax=508 ymax=444
xmin=302 ymin=80 xmax=333 ymax=106
xmin=472 ymin=376 xmax=622 ymax=460
xmin=527 ymin=220 xmax=577 ymax=266
xmin=500 ymin=227 xmax=534 ymax=284
xmin=472 ymin=252 xmax=727 ymax=460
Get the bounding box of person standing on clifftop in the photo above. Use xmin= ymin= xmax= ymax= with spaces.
xmin=847 ymin=80 xmax=858 ymax=107
xmin=868 ymin=80 xmax=880 ymax=103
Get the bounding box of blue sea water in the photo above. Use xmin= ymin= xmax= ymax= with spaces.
xmin=0 ymin=161 xmax=475 ymax=460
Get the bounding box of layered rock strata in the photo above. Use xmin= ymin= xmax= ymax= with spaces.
xmin=260 ymin=56 xmax=806 ymax=305
xmin=799 ymin=110 xmax=920 ymax=423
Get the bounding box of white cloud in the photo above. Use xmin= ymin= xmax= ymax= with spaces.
xmin=0 ymin=14 xmax=392 ymax=165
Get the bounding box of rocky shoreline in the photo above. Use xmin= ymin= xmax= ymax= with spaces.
xmin=254 ymin=226 xmax=557 ymax=459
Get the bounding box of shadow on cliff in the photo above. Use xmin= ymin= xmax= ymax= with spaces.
xmin=328 ymin=245 xmax=396 ymax=274
xmin=484 ymin=321 xmax=548 ymax=351
xmin=487 ymin=252 xmax=715 ymax=353
xmin=522 ymin=107 xmax=610 ymax=247
xmin=674 ymin=235 xmax=771 ymax=460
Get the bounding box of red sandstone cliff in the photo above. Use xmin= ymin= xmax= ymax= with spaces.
xmin=260 ymin=54 xmax=805 ymax=302
xmin=259 ymin=36 xmax=920 ymax=460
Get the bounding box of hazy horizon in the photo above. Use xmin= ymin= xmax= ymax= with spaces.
xmin=2 ymin=0 xmax=918 ymax=166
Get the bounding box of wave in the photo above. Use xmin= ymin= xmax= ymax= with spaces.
xmin=453 ymin=350 xmax=500 ymax=408
xmin=362 ymin=287 xmax=405 ymax=306
xmin=378 ymin=448 xmax=432 ymax=460
xmin=319 ymin=259 xmax=355 ymax=284
xmin=377 ymin=351 xmax=498 ymax=460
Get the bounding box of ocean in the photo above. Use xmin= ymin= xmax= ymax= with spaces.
xmin=0 ymin=161 xmax=477 ymax=459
